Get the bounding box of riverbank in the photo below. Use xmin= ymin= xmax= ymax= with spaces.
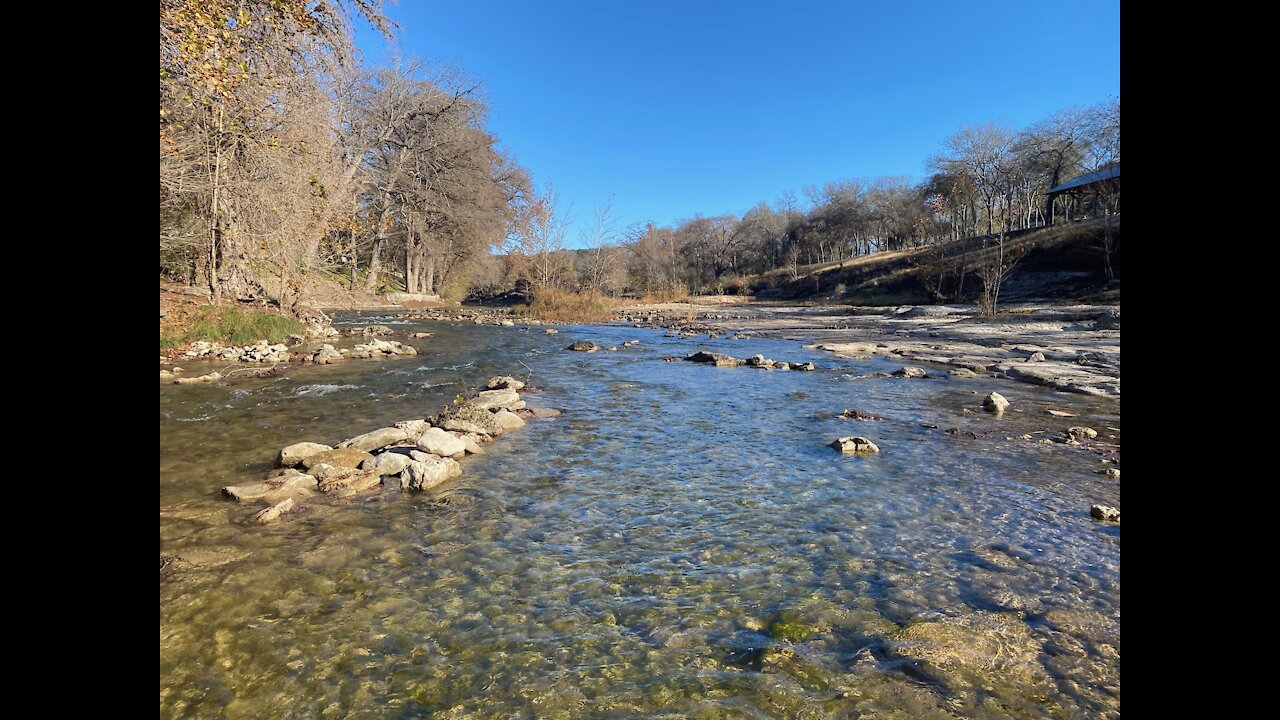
xmin=608 ymin=299 xmax=1120 ymax=398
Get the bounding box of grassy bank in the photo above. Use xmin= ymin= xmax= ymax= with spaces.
xmin=161 ymin=305 xmax=305 ymax=351
xmin=511 ymin=288 xmax=620 ymax=323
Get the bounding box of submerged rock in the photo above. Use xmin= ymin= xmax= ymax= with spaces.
xmin=982 ymin=392 xmax=1010 ymax=414
xmin=223 ymin=471 xmax=315 ymax=502
xmin=831 ymin=436 xmax=880 ymax=454
xmin=254 ymin=498 xmax=294 ymax=524
xmin=337 ymin=427 xmax=409 ymax=453
xmin=1091 ymin=504 xmax=1121 ymax=521
xmin=949 ymin=368 xmax=979 ymax=379
xmin=277 ymin=442 xmax=332 ymax=467
xmin=567 ymin=341 xmax=598 ymax=352
xmin=889 ymin=611 xmax=1048 ymax=691
xmin=544 ymin=328 xmax=559 ymax=334
xmin=518 ymin=407 xmax=562 ymax=420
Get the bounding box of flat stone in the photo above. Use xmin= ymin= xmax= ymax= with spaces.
xmin=494 ymin=409 xmax=525 ymax=429
xmin=302 ymin=448 xmax=374 ymax=470
xmin=416 ymin=427 xmax=466 ymax=457
xmin=464 ymin=389 xmax=521 ymax=411
xmin=336 ymin=427 xmax=409 ymax=452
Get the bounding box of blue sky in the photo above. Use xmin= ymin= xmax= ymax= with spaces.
xmin=355 ymin=1 xmax=1120 ymax=248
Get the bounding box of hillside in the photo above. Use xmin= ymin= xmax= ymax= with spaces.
xmin=750 ymin=217 xmax=1120 ymax=305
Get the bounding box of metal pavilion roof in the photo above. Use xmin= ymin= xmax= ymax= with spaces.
xmin=1047 ymin=164 xmax=1120 ymax=195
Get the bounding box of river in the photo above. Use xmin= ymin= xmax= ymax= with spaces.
xmin=160 ymin=311 xmax=1120 ymax=719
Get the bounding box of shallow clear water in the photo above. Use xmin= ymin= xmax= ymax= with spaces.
xmin=160 ymin=312 xmax=1120 ymax=719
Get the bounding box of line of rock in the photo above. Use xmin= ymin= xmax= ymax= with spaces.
xmin=220 ymin=375 xmax=561 ymax=524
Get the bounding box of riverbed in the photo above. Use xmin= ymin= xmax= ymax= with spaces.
xmin=160 ymin=311 xmax=1120 ymax=719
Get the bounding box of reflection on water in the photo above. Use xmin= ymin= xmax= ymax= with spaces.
xmin=160 ymin=312 xmax=1120 ymax=719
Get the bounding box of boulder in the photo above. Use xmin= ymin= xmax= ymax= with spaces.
xmin=892 ymin=366 xmax=927 ymax=378
xmin=337 ymin=427 xmax=409 ymax=452
xmin=567 ymin=341 xmax=598 ymax=352
xmin=361 ymin=324 xmax=395 ymax=335
xmin=254 ymin=498 xmax=294 ymax=524
xmin=408 ymin=332 xmax=433 ymax=339
xmin=311 ymin=344 xmax=344 ymax=364
xmin=416 ymin=427 xmax=466 ymax=457
xmin=441 ymin=417 xmax=490 ymax=435
xmin=685 ymin=351 xmax=743 ymax=367
xmin=494 ymin=409 xmax=525 ymax=430
xmin=261 ymin=484 xmax=316 ymax=505
xmin=277 ymin=438 xmax=332 ymax=466
xmin=362 ymin=452 xmax=412 ymax=476
xmin=1095 ymin=308 xmax=1121 ymax=330
xmin=301 ymin=448 xmax=374 ymax=470
xmin=544 ymin=328 xmax=559 ymax=334
xmin=745 ymin=354 xmax=774 ymax=368
xmin=401 ymin=456 xmax=463 ymax=491
xmin=1026 ymin=351 xmax=1046 ymax=363
xmin=1102 ymin=468 xmax=1121 ymax=479
xmin=949 ymin=368 xmax=979 ymax=379
xmin=460 ymin=434 xmax=485 ymax=455
xmin=794 ymin=361 xmax=815 ymax=371
xmin=450 ymin=404 xmax=505 ymax=435
xmin=830 ymin=436 xmax=880 ymax=455
xmin=983 ymin=392 xmax=1010 ymax=414
xmin=487 ymin=376 xmax=525 ymax=391
xmin=223 ymin=471 xmax=316 ymax=502
xmin=1090 ymin=504 xmax=1120 ymax=521
xmin=1067 ymin=426 xmax=1098 ymax=440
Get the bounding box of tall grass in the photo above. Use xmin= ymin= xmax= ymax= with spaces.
xmin=161 ymin=306 xmax=305 ymax=350
xmin=512 ymin=288 xmax=621 ymax=323
xmin=634 ymin=282 xmax=690 ymax=304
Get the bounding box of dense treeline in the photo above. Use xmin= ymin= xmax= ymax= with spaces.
xmin=160 ymin=0 xmax=538 ymax=309
xmin=160 ymin=3 xmax=1116 ymax=315
xmin=522 ymin=99 xmax=1119 ymax=312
